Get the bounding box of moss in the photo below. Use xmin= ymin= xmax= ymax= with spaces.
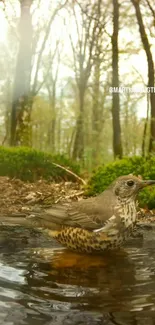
xmin=0 ymin=146 xmax=80 ymax=182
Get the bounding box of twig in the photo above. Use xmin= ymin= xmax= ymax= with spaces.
xmin=52 ymin=162 xmax=87 ymax=185
xmin=146 ymin=0 xmax=155 ymax=21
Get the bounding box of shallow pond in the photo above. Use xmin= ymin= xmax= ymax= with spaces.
xmin=0 ymin=226 xmax=155 ymax=324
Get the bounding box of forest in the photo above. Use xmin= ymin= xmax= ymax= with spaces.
xmin=0 ymin=0 xmax=154 ymax=173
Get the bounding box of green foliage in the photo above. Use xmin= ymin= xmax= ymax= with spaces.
xmin=138 ymin=187 xmax=155 ymax=210
xmin=86 ymin=156 xmax=155 ymax=209
xmin=0 ymin=146 xmax=80 ymax=182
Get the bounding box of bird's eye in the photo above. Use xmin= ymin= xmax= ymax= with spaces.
xmin=127 ymin=180 xmax=134 ymax=186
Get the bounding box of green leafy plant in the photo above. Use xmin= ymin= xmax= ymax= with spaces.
xmin=86 ymin=156 xmax=155 ymax=209
xmin=0 ymin=146 xmax=80 ymax=182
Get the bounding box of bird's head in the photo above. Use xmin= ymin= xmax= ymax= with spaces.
xmin=112 ymin=175 xmax=155 ymax=200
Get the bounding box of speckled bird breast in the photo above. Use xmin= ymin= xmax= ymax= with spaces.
xmin=119 ymin=199 xmax=137 ymax=228
xmin=46 ymin=221 xmax=136 ymax=254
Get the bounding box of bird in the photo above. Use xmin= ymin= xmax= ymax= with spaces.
xmin=1 ymin=175 xmax=155 ymax=254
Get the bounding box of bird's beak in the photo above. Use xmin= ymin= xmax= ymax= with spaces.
xmin=140 ymin=180 xmax=155 ymax=188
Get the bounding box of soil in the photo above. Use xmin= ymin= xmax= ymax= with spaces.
xmin=0 ymin=176 xmax=155 ymax=224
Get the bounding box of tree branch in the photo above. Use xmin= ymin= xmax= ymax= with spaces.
xmin=32 ymin=0 xmax=68 ymax=95
xmin=35 ymin=40 xmax=61 ymax=95
xmin=52 ymin=162 xmax=87 ymax=185
xmin=146 ymin=0 xmax=155 ymax=21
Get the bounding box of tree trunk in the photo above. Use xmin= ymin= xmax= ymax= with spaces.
xmin=124 ymin=102 xmax=129 ymax=156
xmin=51 ymin=86 xmax=56 ymax=153
xmin=92 ymin=58 xmax=104 ymax=166
xmin=72 ymin=87 xmax=85 ymax=160
xmin=70 ymin=0 xmax=104 ymax=162
xmin=3 ymin=78 xmax=11 ymax=145
xmin=56 ymin=90 xmax=63 ymax=154
xmin=46 ymin=82 xmax=56 ymax=152
xmin=10 ymin=0 xmax=33 ymax=146
xmin=131 ymin=0 xmax=155 ymax=153
xmin=142 ymin=93 xmax=150 ymax=156
xmin=111 ymin=0 xmax=123 ymax=159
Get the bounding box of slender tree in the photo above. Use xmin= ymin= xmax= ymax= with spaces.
xmin=131 ymin=0 xmax=155 ymax=153
xmin=69 ymin=0 xmax=106 ymax=161
xmin=111 ymin=0 xmax=123 ymax=159
xmin=91 ymin=54 xmax=107 ymax=167
xmin=10 ymin=0 xmax=33 ymax=146
xmin=45 ymin=44 xmax=61 ymax=152
xmin=10 ymin=0 xmax=67 ymax=147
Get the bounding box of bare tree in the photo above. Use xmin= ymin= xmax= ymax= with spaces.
xmin=45 ymin=43 xmax=61 ymax=152
xmin=111 ymin=0 xmax=123 ymax=159
xmin=131 ymin=0 xmax=155 ymax=153
xmin=68 ymin=0 xmax=106 ymax=161
xmin=91 ymin=55 xmax=108 ymax=166
xmin=10 ymin=0 xmax=33 ymax=146
xmin=145 ymin=0 xmax=155 ymax=25
xmin=10 ymin=0 xmax=67 ymax=147
xmin=142 ymin=93 xmax=150 ymax=156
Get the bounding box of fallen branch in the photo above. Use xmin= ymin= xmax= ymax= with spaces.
xmin=52 ymin=162 xmax=87 ymax=185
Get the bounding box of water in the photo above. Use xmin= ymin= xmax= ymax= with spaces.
xmin=0 ymin=226 xmax=155 ymax=324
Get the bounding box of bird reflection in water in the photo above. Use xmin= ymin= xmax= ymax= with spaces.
xmin=25 ymin=247 xmax=137 ymax=311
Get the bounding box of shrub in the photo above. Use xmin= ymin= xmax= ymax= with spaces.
xmin=86 ymin=156 xmax=155 ymax=209
xmin=0 ymin=146 xmax=80 ymax=182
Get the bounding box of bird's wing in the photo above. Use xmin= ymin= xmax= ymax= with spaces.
xmin=30 ymin=188 xmax=119 ymax=231
xmin=41 ymin=204 xmax=101 ymax=230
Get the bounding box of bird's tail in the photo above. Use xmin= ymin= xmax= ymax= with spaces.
xmin=0 ymin=215 xmax=35 ymax=227
xmin=0 ymin=214 xmax=61 ymax=230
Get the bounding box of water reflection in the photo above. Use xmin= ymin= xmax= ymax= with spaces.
xmin=0 ymin=227 xmax=155 ymax=324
